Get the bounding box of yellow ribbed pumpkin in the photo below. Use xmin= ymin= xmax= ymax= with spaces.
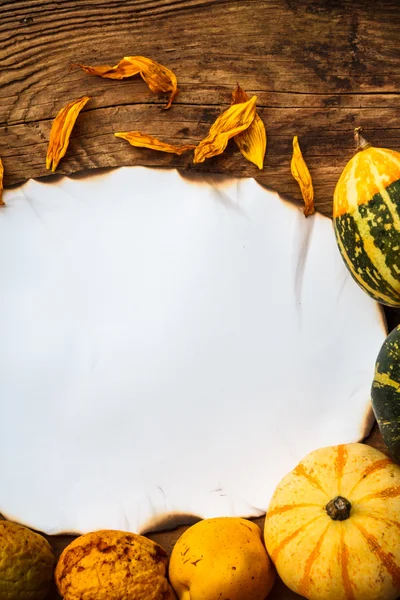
xmin=333 ymin=129 xmax=400 ymax=307
xmin=264 ymin=443 xmax=400 ymax=600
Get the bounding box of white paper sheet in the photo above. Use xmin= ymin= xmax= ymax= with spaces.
xmin=0 ymin=167 xmax=386 ymax=534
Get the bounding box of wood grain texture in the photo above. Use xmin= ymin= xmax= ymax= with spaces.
xmin=1 ymin=0 xmax=400 ymax=215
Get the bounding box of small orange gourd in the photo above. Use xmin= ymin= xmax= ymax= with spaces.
xmin=264 ymin=443 xmax=400 ymax=600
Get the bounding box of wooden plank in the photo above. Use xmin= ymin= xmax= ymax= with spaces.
xmin=1 ymin=0 xmax=400 ymax=216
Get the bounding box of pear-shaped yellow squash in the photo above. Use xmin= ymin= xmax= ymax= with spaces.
xmin=169 ymin=517 xmax=275 ymax=600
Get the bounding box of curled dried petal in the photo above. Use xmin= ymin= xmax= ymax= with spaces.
xmin=231 ymin=84 xmax=249 ymax=105
xmin=73 ymin=56 xmax=178 ymax=109
xmin=0 ymin=158 xmax=4 ymax=206
xmin=114 ymin=131 xmax=195 ymax=155
xmin=231 ymin=84 xmax=266 ymax=170
xmin=194 ymin=96 xmax=257 ymax=164
xmin=46 ymin=96 xmax=90 ymax=172
xmin=291 ymin=136 xmax=315 ymax=217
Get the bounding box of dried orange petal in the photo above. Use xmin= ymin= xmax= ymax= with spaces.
xmin=231 ymin=84 xmax=249 ymax=105
xmin=291 ymin=136 xmax=315 ymax=217
xmin=74 ymin=56 xmax=178 ymax=109
xmin=0 ymin=158 xmax=4 ymax=206
xmin=46 ymin=96 xmax=90 ymax=172
xmin=194 ymin=96 xmax=257 ymax=164
xmin=114 ymin=131 xmax=195 ymax=155
xmin=231 ymin=85 xmax=266 ymax=170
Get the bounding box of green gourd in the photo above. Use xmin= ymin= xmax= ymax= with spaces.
xmin=371 ymin=324 xmax=400 ymax=462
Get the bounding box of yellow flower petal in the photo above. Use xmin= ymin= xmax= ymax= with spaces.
xmin=46 ymin=96 xmax=90 ymax=173
xmin=114 ymin=131 xmax=196 ymax=155
xmin=73 ymin=56 xmax=178 ymax=109
xmin=0 ymin=158 xmax=4 ymax=206
xmin=194 ymin=96 xmax=257 ymax=164
xmin=231 ymin=85 xmax=266 ymax=170
xmin=291 ymin=136 xmax=315 ymax=217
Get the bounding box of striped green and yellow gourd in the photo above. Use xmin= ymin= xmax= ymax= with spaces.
xmin=333 ymin=129 xmax=400 ymax=307
xmin=371 ymin=325 xmax=400 ymax=463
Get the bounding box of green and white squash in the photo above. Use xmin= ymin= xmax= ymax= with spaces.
xmin=371 ymin=325 xmax=400 ymax=462
xmin=333 ymin=129 xmax=400 ymax=307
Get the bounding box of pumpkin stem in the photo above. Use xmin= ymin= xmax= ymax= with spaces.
xmin=354 ymin=127 xmax=371 ymax=152
xmin=325 ymin=496 xmax=352 ymax=521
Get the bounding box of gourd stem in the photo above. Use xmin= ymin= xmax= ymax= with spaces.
xmin=325 ymin=496 xmax=352 ymax=521
xmin=354 ymin=127 xmax=371 ymax=152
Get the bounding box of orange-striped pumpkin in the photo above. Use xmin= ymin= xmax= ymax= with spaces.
xmin=264 ymin=443 xmax=400 ymax=600
xmin=333 ymin=131 xmax=400 ymax=307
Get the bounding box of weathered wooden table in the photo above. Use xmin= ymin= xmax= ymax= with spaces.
xmin=1 ymin=1 xmax=400 ymax=598
xmin=2 ymin=0 xmax=400 ymax=217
